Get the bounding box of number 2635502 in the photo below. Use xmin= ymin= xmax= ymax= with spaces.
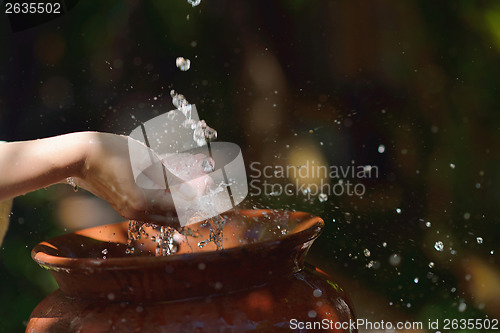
xmin=5 ymin=2 xmax=61 ymax=14
xmin=443 ymin=318 xmax=498 ymax=330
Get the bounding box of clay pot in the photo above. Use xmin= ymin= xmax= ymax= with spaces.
xmin=27 ymin=209 xmax=356 ymax=332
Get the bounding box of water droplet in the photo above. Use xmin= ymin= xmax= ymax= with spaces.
xmin=101 ymin=249 xmax=108 ymax=255
xmin=378 ymin=144 xmax=385 ymax=153
xmin=187 ymin=0 xmax=201 ymax=7
xmin=170 ymin=90 xmax=218 ymax=147
xmin=396 ymin=208 xmax=401 ymax=214
xmin=425 ymin=221 xmax=431 ymax=227
xmin=428 ymin=261 xmax=435 ymax=268
xmin=318 ymin=193 xmax=328 ymax=202
xmin=434 ymin=241 xmax=444 ymax=252
xmin=313 ymin=289 xmax=322 ymax=298
xmin=414 ymin=277 xmax=419 ymax=283
xmin=458 ymin=302 xmax=467 ymax=312
xmin=363 ymin=249 xmax=371 ymax=257
xmin=176 ymin=57 xmax=191 ymax=71
xmin=389 ymin=254 xmax=401 ymax=266
xmin=201 ymin=158 xmax=215 ymax=173
xmin=450 ymin=163 xmax=455 ymax=169
xmin=382 ymin=242 xmax=387 ymax=247
xmin=308 ymin=310 xmax=317 ymax=318
xmin=366 ymin=260 xmax=381 ymax=269
xmin=476 ymin=237 xmax=483 ymax=244
xmin=171 ymin=90 xmax=188 ymax=109
xmin=204 ymin=126 xmax=217 ymax=140
xmin=66 ymin=177 xmax=78 ymax=192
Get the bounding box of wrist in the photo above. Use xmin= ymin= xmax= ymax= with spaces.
xmin=55 ymin=132 xmax=95 ymax=180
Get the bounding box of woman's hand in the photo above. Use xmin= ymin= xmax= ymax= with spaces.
xmin=0 ymin=132 xmax=178 ymax=226
xmin=75 ymin=132 xmax=177 ymax=225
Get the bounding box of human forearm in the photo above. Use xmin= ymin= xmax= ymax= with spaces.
xmin=0 ymin=132 xmax=90 ymax=201
xmin=0 ymin=131 xmax=178 ymax=225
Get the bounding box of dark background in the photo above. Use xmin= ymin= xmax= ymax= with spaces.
xmin=0 ymin=0 xmax=499 ymax=331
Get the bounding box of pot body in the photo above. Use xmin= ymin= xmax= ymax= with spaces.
xmin=28 ymin=211 xmax=356 ymax=332
xmin=28 ymin=266 xmax=355 ymax=332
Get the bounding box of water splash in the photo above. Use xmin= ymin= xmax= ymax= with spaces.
xmin=66 ymin=177 xmax=78 ymax=192
xmin=126 ymin=220 xmax=140 ymax=254
xmin=156 ymin=225 xmax=177 ymax=256
xmin=124 ymin=215 xmax=227 ymax=257
xmin=197 ymin=215 xmax=225 ymax=250
xmin=122 ymin=90 xmax=228 ymax=256
xmin=187 ymin=0 xmax=201 ymax=7
xmin=434 ymin=241 xmax=444 ymax=252
xmin=201 ymin=157 xmax=215 ymax=173
xmin=125 ymin=221 xmax=179 ymax=256
xmin=170 ymin=90 xmax=217 ymax=146
xmin=176 ymin=57 xmax=191 ymax=71
xmin=125 ymin=215 xmax=227 ymax=256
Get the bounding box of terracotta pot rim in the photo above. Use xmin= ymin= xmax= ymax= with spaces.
xmin=32 ymin=209 xmax=324 ymax=271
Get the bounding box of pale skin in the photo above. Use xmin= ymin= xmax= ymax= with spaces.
xmin=0 ymin=132 xmax=179 ymax=225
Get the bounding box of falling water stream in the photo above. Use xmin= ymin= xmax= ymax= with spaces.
xmin=123 ymin=0 xmax=227 ymax=257
xmin=125 ymin=89 xmax=225 ymax=256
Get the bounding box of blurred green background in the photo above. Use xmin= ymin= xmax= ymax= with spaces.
xmin=1 ymin=0 xmax=499 ymax=331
